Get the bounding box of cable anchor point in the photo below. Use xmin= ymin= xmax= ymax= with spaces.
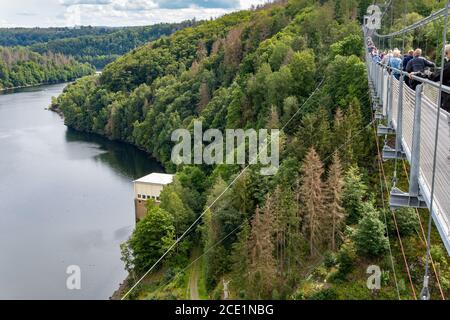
xmin=420 ymin=276 xmax=430 ymax=300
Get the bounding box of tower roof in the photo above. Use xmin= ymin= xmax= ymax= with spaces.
xmin=134 ymin=173 xmax=174 ymax=185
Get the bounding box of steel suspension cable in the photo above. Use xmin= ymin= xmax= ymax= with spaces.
xmin=401 ymin=160 xmax=446 ymax=300
xmin=372 ymin=130 xmax=401 ymax=298
xmin=376 ymin=6 xmax=450 ymax=39
xmin=373 ymin=126 xmax=417 ymax=299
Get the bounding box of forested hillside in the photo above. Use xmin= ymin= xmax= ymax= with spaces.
xmin=0 ymin=26 xmax=117 ymax=46
xmin=0 ymin=46 xmax=94 ymax=90
xmin=29 ymin=22 xmax=197 ymax=68
xmin=53 ymin=0 xmax=450 ymax=300
xmin=0 ymin=22 xmax=196 ymax=68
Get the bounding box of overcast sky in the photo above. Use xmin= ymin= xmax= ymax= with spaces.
xmin=0 ymin=0 xmax=269 ymax=28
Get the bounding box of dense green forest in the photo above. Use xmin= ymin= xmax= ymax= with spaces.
xmin=53 ymin=0 xmax=450 ymax=300
xmin=0 ymin=46 xmax=94 ymax=90
xmin=29 ymin=22 xmax=197 ymax=68
xmin=0 ymin=22 xmax=197 ymax=68
xmin=0 ymin=26 xmax=118 ymax=46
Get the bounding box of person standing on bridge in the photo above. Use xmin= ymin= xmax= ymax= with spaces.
xmin=403 ymin=50 xmax=414 ymax=71
xmin=430 ymin=44 xmax=450 ymax=113
xmin=389 ymin=49 xmax=403 ymax=80
xmin=381 ymin=50 xmax=393 ymax=66
xmin=372 ymin=50 xmax=381 ymax=63
xmin=406 ymin=48 xmax=436 ymax=90
xmin=402 ymin=50 xmax=414 ymax=87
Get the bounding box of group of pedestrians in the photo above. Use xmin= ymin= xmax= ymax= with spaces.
xmin=367 ymin=37 xmax=450 ymax=113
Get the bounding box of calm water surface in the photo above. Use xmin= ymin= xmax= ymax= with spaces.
xmin=0 ymin=84 xmax=162 ymax=299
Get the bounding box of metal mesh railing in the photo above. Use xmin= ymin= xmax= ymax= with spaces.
xmin=423 ymin=84 xmax=440 ymax=105
xmin=420 ymin=97 xmax=450 ymax=235
xmin=369 ymin=60 xmax=450 ymax=250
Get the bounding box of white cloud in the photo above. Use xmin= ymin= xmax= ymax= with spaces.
xmin=0 ymin=19 xmax=11 ymax=28
xmin=112 ymin=0 xmax=158 ymax=11
xmin=240 ymin=0 xmax=268 ymax=9
xmin=0 ymin=0 xmax=271 ymax=27
xmin=60 ymin=0 xmax=113 ymax=6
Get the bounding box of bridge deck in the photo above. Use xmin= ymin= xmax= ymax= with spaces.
xmin=368 ymin=61 xmax=450 ymax=254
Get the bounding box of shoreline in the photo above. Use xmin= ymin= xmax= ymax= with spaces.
xmin=50 ymin=98 xmax=166 ymax=300
xmin=0 ymin=81 xmax=69 ymax=93
xmin=50 ymin=104 xmax=166 ymax=168
xmin=0 ymin=71 xmax=99 ymax=93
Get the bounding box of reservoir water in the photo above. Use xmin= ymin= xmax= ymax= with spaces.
xmin=0 ymin=83 xmax=163 ymax=299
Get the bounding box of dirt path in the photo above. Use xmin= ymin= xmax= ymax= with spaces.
xmin=188 ymin=248 xmax=200 ymax=300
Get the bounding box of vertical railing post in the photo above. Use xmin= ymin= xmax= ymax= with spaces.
xmin=374 ymin=62 xmax=378 ymax=93
xmin=395 ymin=75 xmax=404 ymax=152
xmin=387 ymin=73 xmax=394 ymax=123
xmin=409 ymin=84 xmax=423 ymax=197
xmin=379 ymin=65 xmax=384 ymax=105
xmin=375 ymin=63 xmax=378 ymax=95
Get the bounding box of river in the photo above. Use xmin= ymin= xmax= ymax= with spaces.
xmin=0 ymin=83 xmax=163 ymax=299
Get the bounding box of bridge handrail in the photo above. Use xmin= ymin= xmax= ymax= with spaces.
xmin=366 ymin=53 xmax=450 ymax=255
xmin=368 ymin=57 xmax=450 ymax=96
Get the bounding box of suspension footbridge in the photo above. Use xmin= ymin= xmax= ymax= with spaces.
xmin=365 ymin=2 xmax=450 ymax=257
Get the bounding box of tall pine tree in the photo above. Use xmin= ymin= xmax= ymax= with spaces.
xmin=326 ymin=153 xmax=346 ymax=251
xmin=248 ymin=203 xmax=277 ymax=299
xmin=299 ymin=147 xmax=326 ymax=257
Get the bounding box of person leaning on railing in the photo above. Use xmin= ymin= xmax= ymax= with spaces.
xmin=430 ymin=44 xmax=450 ymax=113
xmin=406 ymin=48 xmax=436 ymax=90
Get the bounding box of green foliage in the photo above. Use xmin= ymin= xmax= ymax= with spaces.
xmin=334 ymin=239 xmax=357 ymax=281
xmin=343 ymin=166 xmax=368 ymax=224
xmin=353 ymin=203 xmax=389 ymax=258
xmin=324 ymin=54 xmax=368 ymax=111
xmin=160 ymin=180 xmax=195 ymax=239
xmin=53 ymin=1 xmax=361 ymax=169
xmin=56 ymin=0 xmax=441 ymax=300
xmin=122 ymin=203 xmax=175 ymax=275
xmin=389 ymin=208 xmax=419 ymax=237
xmin=330 ymin=34 xmax=363 ymax=59
xmin=308 ymin=287 xmax=338 ymax=300
xmin=324 ymin=251 xmax=337 ymax=269
xmin=291 ymin=107 xmax=332 ymax=160
xmin=0 ymin=46 xmax=94 ymax=89
xmin=0 ymin=23 xmax=195 ymax=68
xmin=231 ymin=220 xmax=251 ymax=299
xmin=0 ymin=26 xmax=117 ymax=46
xmin=289 ymin=50 xmax=316 ymax=97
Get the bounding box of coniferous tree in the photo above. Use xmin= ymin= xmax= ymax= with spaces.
xmin=203 ymin=178 xmax=239 ymax=289
xmin=333 ymin=107 xmax=354 ymax=168
xmin=299 ymin=147 xmax=326 ymax=257
xmin=267 ymin=105 xmax=280 ymax=129
xmin=230 ymin=220 xmax=251 ymax=298
xmin=248 ymin=203 xmax=277 ymax=299
xmin=326 ymin=153 xmax=346 ymax=251
xmin=353 ymin=203 xmax=389 ymax=258
xmin=343 ymin=166 xmax=368 ymax=224
xmin=344 ymin=98 xmax=366 ymax=165
xmin=272 ymin=186 xmax=301 ymax=278
xmin=293 ymin=107 xmax=332 ymax=160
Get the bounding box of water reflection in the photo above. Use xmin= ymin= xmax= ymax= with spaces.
xmin=65 ymin=128 xmax=163 ymax=180
xmin=0 ymin=83 xmax=164 ymax=299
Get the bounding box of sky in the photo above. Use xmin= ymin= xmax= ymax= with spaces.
xmin=0 ymin=0 xmax=270 ymax=28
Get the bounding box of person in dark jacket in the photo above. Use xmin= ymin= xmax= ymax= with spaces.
xmin=431 ymin=44 xmax=450 ymax=113
xmin=406 ymin=48 xmax=435 ymax=90
xmin=403 ymin=50 xmax=414 ymax=87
